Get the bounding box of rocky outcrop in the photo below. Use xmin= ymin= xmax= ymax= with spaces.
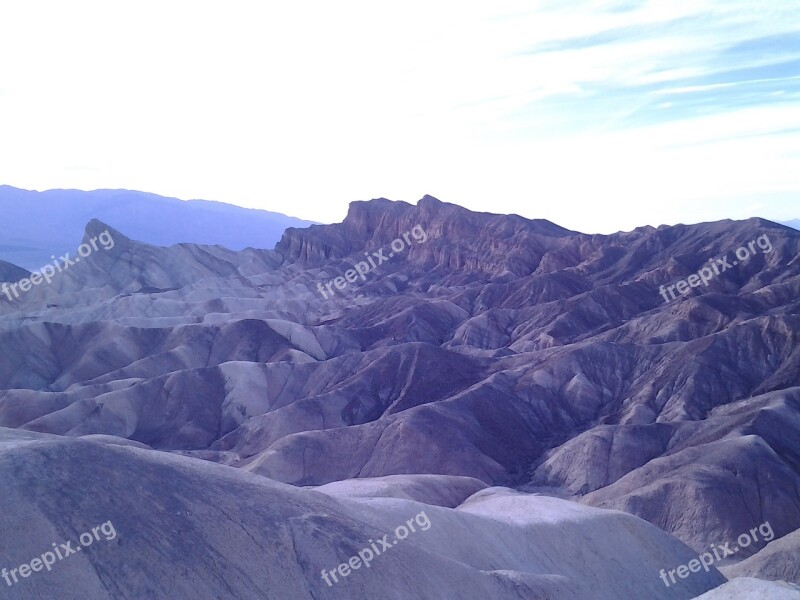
xmin=1 ymin=196 xmax=799 ymax=594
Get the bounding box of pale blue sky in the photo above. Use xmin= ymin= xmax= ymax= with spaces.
xmin=0 ymin=0 xmax=798 ymax=232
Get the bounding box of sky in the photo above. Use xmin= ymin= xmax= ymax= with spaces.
xmin=0 ymin=0 xmax=798 ymax=233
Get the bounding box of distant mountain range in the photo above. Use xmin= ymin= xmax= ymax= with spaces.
xmin=0 ymin=185 xmax=315 ymax=269
xmin=783 ymin=219 xmax=800 ymax=230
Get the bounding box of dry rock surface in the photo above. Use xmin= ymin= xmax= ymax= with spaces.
xmin=1 ymin=195 xmax=799 ymax=598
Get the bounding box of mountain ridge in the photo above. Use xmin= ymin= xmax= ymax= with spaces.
xmin=0 ymin=185 xmax=315 ymax=269
xmin=1 ymin=195 xmax=799 ymax=597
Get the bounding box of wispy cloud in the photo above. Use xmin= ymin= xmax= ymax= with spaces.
xmin=484 ymin=1 xmax=800 ymax=140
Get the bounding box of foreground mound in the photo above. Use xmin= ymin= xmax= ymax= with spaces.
xmin=1 ymin=428 xmax=724 ymax=599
